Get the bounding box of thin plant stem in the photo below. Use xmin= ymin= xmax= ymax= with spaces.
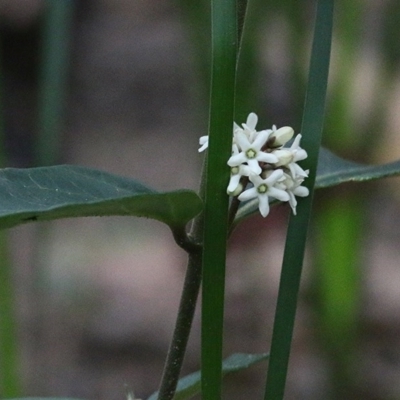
xmin=157 ymin=157 xmax=207 ymax=400
xmin=157 ymin=250 xmax=202 ymax=400
xmin=158 ymin=0 xmax=241 ymax=396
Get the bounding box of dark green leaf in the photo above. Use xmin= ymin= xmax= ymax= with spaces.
xmin=234 ymin=148 xmax=400 ymax=224
xmin=148 ymin=352 xmax=268 ymax=400
xmin=0 ymin=165 xmax=202 ymax=230
xmin=316 ymin=147 xmax=400 ymax=188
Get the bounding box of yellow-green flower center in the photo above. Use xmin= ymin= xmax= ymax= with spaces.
xmin=257 ymin=184 xmax=268 ymax=194
xmin=246 ymin=149 xmax=257 ymax=159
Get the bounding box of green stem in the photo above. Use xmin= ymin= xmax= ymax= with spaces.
xmin=158 ymin=0 xmax=239 ymax=396
xmin=157 ymin=157 xmax=207 ymax=400
xmin=264 ymin=0 xmax=334 ymax=399
xmin=157 ymin=249 xmax=202 ymax=400
xmin=201 ymin=0 xmax=237 ymax=398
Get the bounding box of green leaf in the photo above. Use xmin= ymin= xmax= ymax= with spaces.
xmin=234 ymin=148 xmax=400 ymax=224
xmin=148 ymin=352 xmax=268 ymax=400
xmin=0 ymin=165 xmax=202 ymax=230
xmin=316 ymin=147 xmax=400 ymax=188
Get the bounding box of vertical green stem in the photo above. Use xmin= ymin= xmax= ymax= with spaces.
xmin=201 ymin=0 xmax=237 ymax=398
xmin=35 ymin=0 xmax=74 ymax=166
xmin=264 ymin=0 xmax=334 ymax=399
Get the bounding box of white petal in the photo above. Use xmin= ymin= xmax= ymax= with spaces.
xmin=291 ymin=134 xmax=302 ymax=149
xmin=238 ymin=187 xmax=258 ymax=202
xmin=246 ymin=113 xmax=258 ymax=130
xmin=227 ymin=173 xmax=241 ymax=193
xmin=252 ymin=129 xmax=271 ymax=149
xmin=264 ymin=169 xmax=284 ymax=185
xmin=239 ymin=165 xmax=252 ymax=176
xmin=258 ymin=195 xmax=270 ymax=217
xmin=287 ymin=192 xmax=297 ymax=214
xmin=235 ymin=131 xmax=252 ymax=150
xmin=294 ymin=148 xmax=307 ymax=162
xmin=257 ymin=151 xmax=279 ymax=164
xmin=289 ymin=163 xmax=308 ymax=178
xmin=227 ymin=152 xmax=248 ymax=167
xmin=268 ymin=187 xmax=290 ymax=202
xmin=247 ymin=159 xmax=262 ymax=175
xmin=198 ymin=136 xmax=209 ymax=152
xmin=248 ymin=173 xmax=263 ymax=186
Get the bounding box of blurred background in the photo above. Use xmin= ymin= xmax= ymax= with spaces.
xmin=0 ymin=1 xmax=400 ymax=399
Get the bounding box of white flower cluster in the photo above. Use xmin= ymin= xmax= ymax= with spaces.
xmin=198 ymin=112 xmax=309 ymax=217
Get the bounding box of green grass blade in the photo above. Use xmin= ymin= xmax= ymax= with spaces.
xmin=201 ymin=0 xmax=237 ymax=398
xmin=35 ymin=0 xmax=74 ymax=166
xmin=263 ymin=0 xmax=334 ymax=399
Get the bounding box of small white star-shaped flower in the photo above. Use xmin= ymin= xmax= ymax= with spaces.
xmin=289 ymin=134 xmax=307 ymax=162
xmin=272 ymin=134 xmax=308 ymax=178
xmin=228 ymin=130 xmax=278 ymax=175
xmin=236 ymin=112 xmax=259 ymax=142
xmin=238 ymin=169 xmax=289 ymax=217
xmin=276 ymin=173 xmax=309 ymax=215
xmin=227 ymin=164 xmax=251 ymax=194
xmin=227 ymin=144 xmax=252 ymax=194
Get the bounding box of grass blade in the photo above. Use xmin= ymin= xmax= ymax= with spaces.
xmin=263 ymin=0 xmax=334 ymax=399
xmin=201 ymin=0 xmax=237 ymax=398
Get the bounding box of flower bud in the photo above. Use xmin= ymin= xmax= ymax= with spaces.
xmin=270 ymin=126 xmax=294 ymax=147
xmin=272 ymin=149 xmax=294 ymax=166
